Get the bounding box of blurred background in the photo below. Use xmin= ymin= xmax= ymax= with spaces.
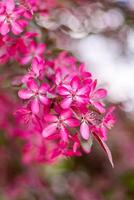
xmin=0 ymin=0 xmax=134 ymax=199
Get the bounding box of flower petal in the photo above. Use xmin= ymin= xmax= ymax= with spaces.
xmin=32 ymin=57 xmax=39 ymax=76
xmin=36 ymin=43 xmax=45 ymax=54
xmin=75 ymin=95 xmax=88 ymax=104
xmin=65 ymin=118 xmax=80 ymax=127
xmin=80 ymin=121 xmax=90 ymax=140
xmin=39 ymin=83 xmax=49 ymax=93
xmin=6 ymin=0 xmax=15 ymax=12
xmin=77 ymin=85 xmax=90 ymax=95
xmin=71 ymin=76 xmax=80 ymax=91
xmin=31 ymin=98 xmax=39 ymax=114
xmin=0 ymin=22 xmax=10 ymax=35
xmin=92 ymin=101 xmax=105 ymax=113
xmin=60 ymin=126 xmax=68 ymax=142
xmin=18 ymin=89 xmax=33 ymax=99
xmin=11 ymin=21 xmax=23 ymax=35
xmin=60 ymin=110 xmax=72 ymax=120
xmin=21 ymin=55 xmax=32 ymax=65
xmin=58 ymin=86 xmax=70 ymax=95
xmin=44 ymin=115 xmax=58 ymax=123
xmin=61 ymin=97 xmax=72 ymax=109
xmin=27 ymin=79 xmax=38 ymax=92
xmin=93 ymin=89 xmax=107 ymax=99
xmin=39 ymin=95 xmax=49 ymax=105
xmin=42 ymin=123 xmax=57 ymax=138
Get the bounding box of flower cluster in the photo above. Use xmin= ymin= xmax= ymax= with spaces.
xmin=0 ymin=32 xmax=45 ymax=64
xmin=17 ymin=53 xmax=116 ymax=166
xmin=0 ymin=0 xmax=115 ymax=167
xmin=0 ymin=0 xmax=32 ymax=35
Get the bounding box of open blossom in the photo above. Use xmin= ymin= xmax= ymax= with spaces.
xmin=0 ymin=35 xmax=13 ymax=63
xmin=20 ymin=41 xmax=45 ymax=65
xmin=18 ymin=79 xmax=50 ymax=114
xmin=99 ymin=106 xmax=116 ymax=140
xmin=42 ymin=110 xmax=80 ymax=142
xmin=89 ymin=80 xmax=107 ymax=113
xmin=0 ymin=0 xmax=30 ymax=35
xmin=58 ymin=76 xmax=90 ymax=109
xmin=22 ymin=57 xmax=45 ymax=83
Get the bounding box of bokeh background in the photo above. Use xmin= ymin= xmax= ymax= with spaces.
xmin=0 ymin=0 xmax=134 ymax=199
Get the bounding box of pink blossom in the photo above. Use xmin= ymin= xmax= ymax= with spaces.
xmin=54 ymin=51 xmax=77 ymax=70
xmin=15 ymin=106 xmax=42 ymax=132
xmin=0 ymin=0 xmax=30 ymax=35
xmin=77 ymin=110 xmax=101 ymax=140
xmin=0 ymin=35 xmax=13 ymax=63
xmin=58 ymin=76 xmax=90 ymax=109
xmin=99 ymin=106 xmax=116 ymax=140
xmin=22 ymin=57 xmax=45 ymax=83
xmin=13 ymin=32 xmax=38 ymax=56
xmin=89 ymin=80 xmax=107 ymax=113
xmin=18 ymin=79 xmax=50 ymax=114
xmin=20 ymin=41 xmax=45 ymax=65
xmin=42 ymin=110 xmax=80 ymax=142
xmin=51 ymin=138 xmax=81 ymax=159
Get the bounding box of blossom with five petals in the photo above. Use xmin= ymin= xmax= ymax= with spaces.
xmin=18 ymin=79 xmax=50 ymax=114
xmin=58 ymin=76 xmax=90 ymax=109
xmin=42 ymin=110 xmax=80 ymax=142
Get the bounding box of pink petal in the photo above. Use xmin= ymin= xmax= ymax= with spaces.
xmin=60 ymin=126 xmax=68 ymax=142
xmin=60 ymin=110 xmax=72 ymax=120
xmin=58 ymin=86 xmax=70 ymax=95
xmin=18 ymin=89 xmax=33 ymax=99
xmin=71 ymin=76 xmax=80 ymax=91
xmin=93 ymin=89 xmax=107 ymax=99
xmin=0 ymin=15 xmax=6 ymax=23
xmin=36 ymin=43 xmax=45 ymax=54
xmin=27 ymin=79 xmax=38 ymax=92
xmin=39 ymin=83 xmax=49 ymax=93
xmin=77 ymin=85 xmax=90 ymax=95
xmin=61 ymin=97 xmax=72 ymax=109
xmin=55 ymin=69 xmax=62 ymax=85
xmin=32 ymin=57 xmax=39 ymax=75
xmin=92 ymin=101 xmax=105 ymax=113
xmin=11 ymin=21 xmax=23 ymax=35
xmin=80 ymin=121 xmax=90 ymax=140
xmin=73 ymin=142 xmax=79 ymax=153
xmin=44 ymin=114 xmax=58 ymax=123
xmin=42 ymin=123 xmax=57 ymax=138
xmin=0 ymin=6 xmax=5 ymax=14
xmin=17 ymin=19 xmax=28 ymax=28
xmin=75 ymin=95 xmax=88 ymax=104
xmin=21 ymin=55 xmax=32 ymax=65
xmin=6 ymin=0 xmax=15 ymax=12
xmin=104 ymin=106 xmax=116 ymax=127
xmin=0 ymin=22 xmax=10 ymax=35
xmin=65 ymin=118 xmax=80 ymax=127
xmin=39 ymin=95 xmax=49 ymax=105
xmin=91 ymin=79 xmax=97 ymax=92
xmin=31 ymin=98 xmax=39 ymax=114
xmin=51 ymin=148 xmax=61 ymax=159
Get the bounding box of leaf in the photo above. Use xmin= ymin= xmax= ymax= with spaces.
xmin=93 ymin=132 xmax=114 ymax=168
xmin=80 ymin=135 xmax=93 ymax=154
